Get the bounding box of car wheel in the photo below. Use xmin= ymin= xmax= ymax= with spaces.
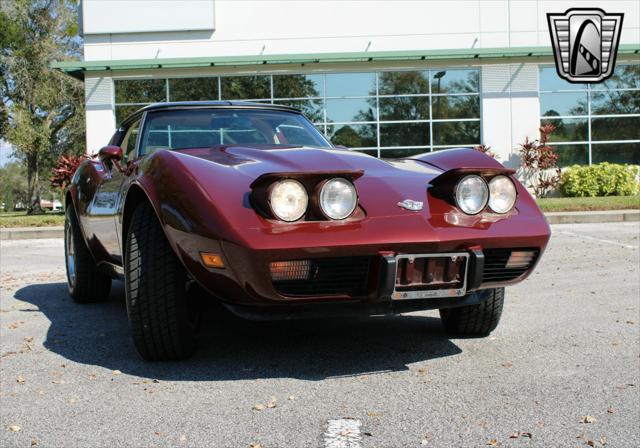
xmin=64 ymin=204 xmax=112 ymax=303
xmin=439 ymin=288 xmax=504 ymax=336
xmin=124 ymin=202 xmax=198 ymax=361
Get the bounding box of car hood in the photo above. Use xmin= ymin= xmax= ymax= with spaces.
xmin=179 ymin=144 xmax=439 ymax=175
xmin=137 ymin=144 xmax=545 ymax=251
xmin=174 ymin=145 xmax=444 ymax=217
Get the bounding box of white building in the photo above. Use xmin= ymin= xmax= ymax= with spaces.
xmin=54 ymin=0 xmax=640 ymax=167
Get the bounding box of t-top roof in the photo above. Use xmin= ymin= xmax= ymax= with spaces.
xmin=118 ymin=101 xmax=301 ymax=126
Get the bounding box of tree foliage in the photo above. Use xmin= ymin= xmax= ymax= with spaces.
xmin=0 ymin=162 xmax=29 ymax=210
xmin=0 ymin=0 xmax=84 ymax=214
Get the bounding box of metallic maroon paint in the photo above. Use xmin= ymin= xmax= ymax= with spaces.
xmin=67 ymin=104 xmax=550 ymax=315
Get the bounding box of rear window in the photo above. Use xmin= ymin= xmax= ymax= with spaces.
xmin=139 ymin=108 xmax=331 ymax=155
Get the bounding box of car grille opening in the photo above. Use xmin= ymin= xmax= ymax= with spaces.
xmin=271 ymin=256 xmax=373 ymax=297
xmin=482 ymin=248 xmax=539 ymax=283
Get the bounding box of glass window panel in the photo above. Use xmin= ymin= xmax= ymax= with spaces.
xmin=326 ymin=98 xmax=376 ymax=122
xmin=554 ymin=144 xmax=589 ymax=167
xmin=380 ymin=147 xmax=430 ymax=158
xmin=539 ymin=66 xmax=587 ymax=91
xmin=431 ymin=69 xmax=479 ymax=94
xmin=592 ymin=64 xmax=640 ymax=90
xmin=541 ymin=118 xmax=588 ymax=142
xmin=379 ymin=96 xmax=429 ymax=121
xmin=273 ymin=74 xmax=323 ymax=98
xmin=221 ymin=75 xmax=270 ymax=100
xmin=114 ymin=79 xmax=166 ymax=104
xmin=591 ymin=116 xmax=640 ymax=141
xmin=432 ymin=121 xmax=480 ymax=146
xmin=121 ymin=119 xmax=141 ymax=161
xmin=115 ymin=105 xmax=141 ymax=126
xmin=432 ymin=95 xmax=480 ymax=119
xmin=328 ymin=124 xmax=376 ymax=148
xmin=592 ymin=142 xmax=640 ymax=164
xmin=540 ymin=92 xmax=588 ymax=117
xmin=590 ymin=89 xmax=640 ymax=116
xmin=273 ymin=99 xmax=324 ymax=123
xmin=380 ymin=123 xmax=429 ymax=147
xmin=169 ymin=78 xmax=218 ymax=101
xmin=325 ymin=72 xmax=375 ymax=97
xmin=378 ymin=71 xmax=429 ymax=95
xmin=139 ymin=109 xmax=330 ymax=154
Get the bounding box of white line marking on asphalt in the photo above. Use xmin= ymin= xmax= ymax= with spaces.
xmin=557 ymin=231 xmax=639 ymax=250
xmin=324 ymin=419 xmax=362 ymax=448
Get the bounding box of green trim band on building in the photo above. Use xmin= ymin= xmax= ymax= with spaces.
xmin=51 ymin=45 xmax=640 ymax=80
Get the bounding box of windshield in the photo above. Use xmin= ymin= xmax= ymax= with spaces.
xmin=139 ymin=108 xmax=332 ymax=155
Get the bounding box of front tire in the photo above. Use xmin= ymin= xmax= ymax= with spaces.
xmin=64 ymin=204 xmax=111 ymax=303
xmin=124 ymin=202 xmax=197 ymax=361
xmin=439 ymin=288 xmax=505 ymax=336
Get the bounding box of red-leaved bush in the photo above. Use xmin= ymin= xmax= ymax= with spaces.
xmin=518 ymin=124 xmax=561 ymax=197
xmin=473 ymin=144 xmax=496 ymax=159
xmin=51 ymin=154 xmax=88 ymax=190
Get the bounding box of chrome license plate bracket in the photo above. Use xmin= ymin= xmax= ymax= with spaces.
xmin=392 ymin=252 xmax=469 ymax=300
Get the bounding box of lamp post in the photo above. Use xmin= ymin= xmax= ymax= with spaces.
xmin=433 ymin=71 xmax=447 ymax=119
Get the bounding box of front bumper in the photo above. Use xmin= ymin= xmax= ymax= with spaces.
xmin=169 ymin=204 xmax=550 ymax=312
xmin=182 ymin=238 xmax=543 ymax=312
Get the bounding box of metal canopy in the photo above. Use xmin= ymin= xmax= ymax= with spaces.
xmin=52 ymin=44 xmax=640 ymax=80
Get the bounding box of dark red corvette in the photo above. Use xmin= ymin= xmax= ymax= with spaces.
xmin=65 ymin=101 xmax=550 ymax=360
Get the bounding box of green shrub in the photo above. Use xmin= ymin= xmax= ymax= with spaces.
xmin=561 ymin=163 xmax=639 ymax=197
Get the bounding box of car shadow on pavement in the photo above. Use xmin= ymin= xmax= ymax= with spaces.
xmin=15 ymin=282 xmax=463 ymax=381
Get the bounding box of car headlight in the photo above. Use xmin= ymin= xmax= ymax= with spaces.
xmin=454 ymin=175 xmax=489 ymax=215
xmin=319 ymin=178 xmax=358 ymax=220
xmin=269 ymin=179 xmax=308 ymax=222
xmin=488 ymin=175 xmax=517 ymax=214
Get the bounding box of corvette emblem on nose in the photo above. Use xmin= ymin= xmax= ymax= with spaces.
xmin=397 ymin=199 xmax=423 ymax=211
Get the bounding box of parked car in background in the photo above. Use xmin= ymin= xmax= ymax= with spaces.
xmin=64 ymin=101 xmax=550 ymax=361
xmin=40 ymin=199 xmax=63 ymax=211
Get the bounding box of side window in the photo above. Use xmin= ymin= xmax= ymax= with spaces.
xmin=121 ymin=120 xmax=141 ymax=161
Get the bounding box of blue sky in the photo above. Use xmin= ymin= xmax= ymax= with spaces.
xmin=0 ymin=140 xmax=15 ymax=166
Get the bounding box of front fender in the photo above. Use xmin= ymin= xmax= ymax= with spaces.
xmin=121 ymin=150 xmax=257 ymax=293
xmin=410 ymin=147 xmax=507 ymax=173
xmin=126 ymin=150 xmax=252 ymax=243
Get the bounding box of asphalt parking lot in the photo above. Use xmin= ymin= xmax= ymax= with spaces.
xmin=1 ymin=222 xmax=639 ymax=448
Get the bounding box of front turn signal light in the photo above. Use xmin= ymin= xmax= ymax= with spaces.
xmin=200 ymin=252 xmax=225 ymax=269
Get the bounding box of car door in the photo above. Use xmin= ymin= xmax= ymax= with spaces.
xmin=86 ymin=118 xmax=141 ymax=265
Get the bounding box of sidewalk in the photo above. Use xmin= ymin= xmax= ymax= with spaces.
xmin=2 ymin=210 xmax=638 ymax=241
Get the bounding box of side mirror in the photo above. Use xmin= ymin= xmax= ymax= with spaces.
xmin=98 ymin=145 xmax=123 ymax=162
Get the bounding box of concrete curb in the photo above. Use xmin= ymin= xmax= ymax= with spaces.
xmin=544 ymin=209 xmax=640 ymax=224
xmin=0 ymin=226 xmax=64 ymax=241
xmin=1 ymin=210 xmax=638 ymax=240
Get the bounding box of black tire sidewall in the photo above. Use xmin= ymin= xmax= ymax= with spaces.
xmin=124 ymin=202 xmax=197 ymax=361
xmin=440 ymin=287 xmax=505 ymax=336
xmin=64 ymin=204 xmax=111 ymax=303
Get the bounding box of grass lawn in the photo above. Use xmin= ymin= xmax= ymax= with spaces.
xmin=1 ymin=196 xmax=638 ymax=228
xmin=537 ymin=195 xmax=640 ymax=212
xmin=0 ymin=210 xmax=65 ymax=228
